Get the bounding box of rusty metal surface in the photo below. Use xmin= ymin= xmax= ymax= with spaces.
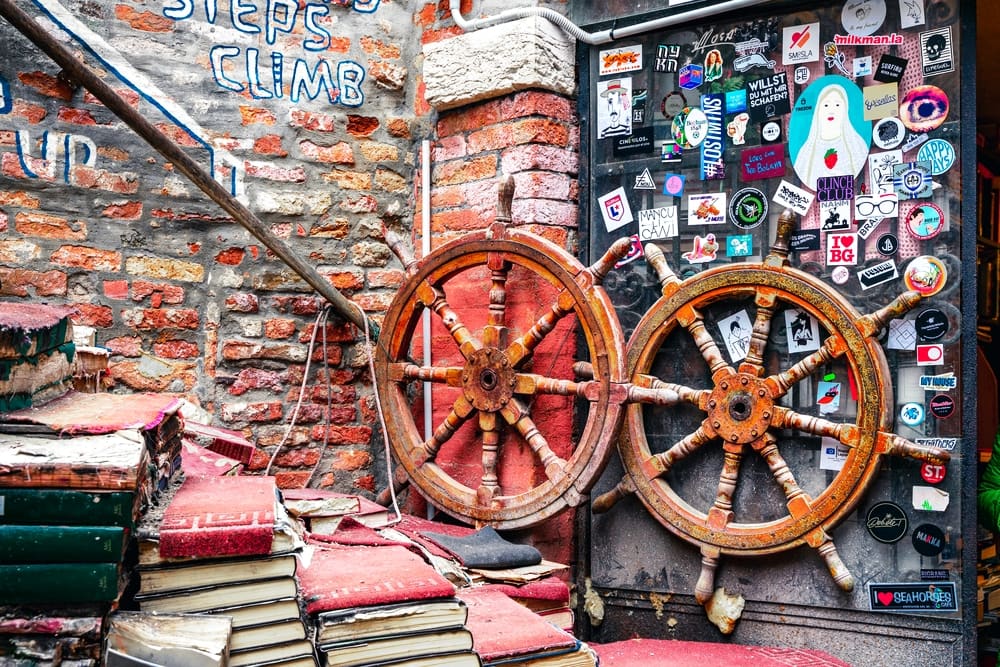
xmin=374 ymin=178 xmax=629 ymax=529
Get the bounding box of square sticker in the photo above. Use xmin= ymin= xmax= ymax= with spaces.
xmin=637 ymin=206 xmax=679 ymax=240
xmin=863 ymin=82 xmax=899 ymax=120
xmin=783 ymin=22 xmax=820 ymax=65
xmin=785 ymin=308 xmax=821 ymax=353
xmin=598 ymin=187 xmax=634 ymax=232
xmin=826 ymin=232 xmax=858 ymax=266
xmin=688 ymin=193 xmax=727 ymax=225
xmin=920 ymin=27 xmax=954 ymax=77
xmin=773 ymin=180 xmax=814 ymax=216
xmin=718 ymin=310 xmax=753 ymax=363
xmin=599 ymin=45 xmax=643 ymax=76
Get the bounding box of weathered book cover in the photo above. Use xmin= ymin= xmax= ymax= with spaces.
xmin=137 ymin=552 xmax=297 ymax=595
xmin=180 ymin=438 xmax=242 ymax=477
xmin=0 ymin=429 xmax=148 ymax=491
xmin=0 ymin=562 xmax=122 ymax=604
xmin=297 ymin=543 xmax=456 ymax=615
xmin=199 ymin=597 xmax=302 ymax=630
xmin=227 ymin=638 xmax=316 ymax=667
xmin=230 ymin=618 xmax=306 ymax=652
xmin=316 ymin=597 xmax=468 ymax=644
xmin=0 ymin=303 xmax=75 ymax=360
xmin=0 ymin=341 xmax=76 ymax=412
xmin=457 ymin=588 xmax=578 ymax=664
xmin=320 ymin=627 xmax=474 ymax=667
xmin=134 ymin=577 xmax=300 ymax=614
xmin=183 ymin=420 xmax=257 ymax=464
xmin=0 ymin=487 xmax=139 ymax=527
xmin=105 ymin=611 xmax=232 ymax=667
xmin=0 ymin=524 xmax=127 ymax=563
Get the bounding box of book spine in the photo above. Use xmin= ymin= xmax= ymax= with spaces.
xmin=0 ymin=488 xmax=137 ymax=527
xmin=0 ymin=563 xmax=120 ymax=604
xmin=0 ymin=525 xmax=127 ymax=563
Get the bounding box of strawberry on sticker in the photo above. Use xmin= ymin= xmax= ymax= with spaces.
xmin=824 ymin=148 xmax=838 ymax=169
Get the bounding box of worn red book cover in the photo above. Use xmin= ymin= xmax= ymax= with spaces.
xmin=298 ymin=543 xmax=456 ymax=615
xmin=182 ymin=420 xmax=256 ymax=464
xmin=458 ymin=587 xmax=576 ymax=663
xmin=158 ymin=475 xmax=277 ymax=559
xmin=479 ymin=577 xmax=570 ymax=605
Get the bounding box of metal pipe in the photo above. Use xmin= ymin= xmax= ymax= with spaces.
xmin=0 ymin=0 xmax=377 ymax=340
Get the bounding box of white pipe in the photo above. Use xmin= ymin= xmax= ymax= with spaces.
xmin=421 ymin=139 xmax=433 ymax=445
xmin=449 ymin=0 xmax=774 ymax=44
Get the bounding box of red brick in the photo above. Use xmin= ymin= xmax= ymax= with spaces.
xmin=430 ymin=180 xmax=495 ymax=210
xmin=275 ymin=471 xmax=312 ymax=489
xmin=328 ymin=36 xmax=351 ymax=53
xmin=265 ymin=318 xmax=297 ymax=339
xmin=50 ymin=245 xmax=121 ymax=271
xmin=386 ymin=117 xmax=411 ymax=138
xmin=500 ymin=145 xmax=579 ymax=175
xmin=300 ymin=140 xmax=355 ymax=164
xmin=12 ymin=100 xmax=47 ymax=124
xmin=468 ymin=119 xmax=571 ymax=152
xmin=289 ymin=109 xmax=337 ymax=132
xmin=430 ymin=208 xmax=493 ymax=232
xmin=222 ymin=341 xmax=305 ymax=362
xmin=500 ymin=92 xmax=574 ymax=122
xmin=415 ymin=78 xmax=431 ymax=117
xmin=103 ymin=279 xmax=129 ymax=300
xmin=15 ymin=212 xmax=87 ymax=240
xmin=18 ymin=71 xmax=73 ymax=100
xmin=97 ymin=146 xmax=130 ymax=162
xmin=71 ymin=167 xmax=140 ymax=193
xmin=240 ymin=106 xmax=276 ymax=125
xmin=226 ymin=292 xmax=259 ymax=313
xmin=245 ymin=161 xmax=305 ymax=182
xmin=72 ymin=303 xmax=114 ymax=328
xmin=131 ymin=280 xmax=185 ymax=304
xmin=421 ymin=25 xmax=463 ymax=45
xmin=512 ymin=198 xmax=579 ymax=227
xmin=120 ymin=308 xmax=199 ymax=330
xmin=245 ymin=449 xmax=271 ymax=472
xmin=228 ymin=368 xmax=286 ymax=396
xmin=331 ymin=449 xmax=371 ymax=471
xmin=101 ymin=201 xmax=142 ymax=220
xmin=437 ymin=101 xmax=503 ymax=137
xmin=414 ymin=3 xmax=436 ymax=27
xmin=300 ymin=321 xmax=355 ymax=344
xmin=325 ymin=270 xmax=364 ymax=291
xmin=359 ymin=36 xmax=400 ymax=59
xmin=152 ymin=339 xmax=200 ymax=359
xmin=0 ymin=268 xmax=65 ymax=297
xmin=114 ymin=4 xmax=173 ymax=31
xmin=346 ymin=115 xmax=380 ymax=137
xmin=433 ymin=135 xmax=467 ymax=161
xmin=339 ymin=194 xmax=379 ymax=214
xmin=271 ymin=296 xmax=320 ymax=316
xmin=57 ymin=107 xmax=99 ymax=125
xmin=215 ymin=247 xmax=245 ymax=266
xmin=253 ymin=134 xmax=287 ymax=156
xmin=153 ymin=123 xmax=200 ymax=147
xmin=367 ymin=269 xmax=405 ymax=289
xmin=104 ymin=336 xmax=142 ymax=357
xmin=433 ymin=156 xmax=497 ymax=186
xmin=275 ymin=447 xmax=321 ymax=468
xmin=309 ymin=344 xmax=343 ymax=365
xmin=0 ymin=212 xmax=7 ymax=233
xmin=220 ymin=401 xmax=284 ymax=423
xmin=109 ymin=360 xmax=197 ymax=392
xmin=0 ymin=191 xmax=40 ymax=208
xmin=309 ymin=424 xmax=372 ymax=445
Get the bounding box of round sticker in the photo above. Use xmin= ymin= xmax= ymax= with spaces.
xmin=761 ymin=120 xmax=782 ymax=143
xmin=788 ymin=75 xmax=872 ymax=190
xmin=903 ymin=203 xmax=945 ymax=241
xmin=899 ymin=402 xmax=925 ymax=427
xmin=920 ymin=461 xmax=947 ymax=485
xmin=911 ymin=523 xmax=945 ymax=557
xmin=841 ymin=0 xmax=887 ymax=36
xmin=684 ymin=108 xmax=709 ymax=147
xmin=866 ymin=501 xmax=908 ymax=544
xmin=831 ymin=265 xmax=850 ymax=284
xmin=899 ymin=85 xmax=949 ymax=133
xmin=929 ymin=393 xmax=955 ymax=418
xmin=903 ymin=255 xmax=948 ymax=297
xmin=917 ymin=139 xmax=956 ymax=175
xmin=876 ymin=233 xmax=898 ymax=256
xmin=729 ymin=188 xmax=768 ymax=229
xmin=671 ymin=107 xmax=692 ymax=147
xmin=661 ymin=91 xmax=687 ymax=119
xmin=872 ymin=117 xmax=905 ymax=150
xmin=915 ymin=308 xmax=949 ymax=341
xmin=664 ymin=174 xmax=685 ymax=197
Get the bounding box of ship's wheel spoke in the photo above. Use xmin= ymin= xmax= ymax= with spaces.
xmin=391 ymin=363 xmax=463 ymax=386
xmin=681 ymin=307 xmax=732 ymax=377
xmin=514 ymin=372 xmax=603 ymax=401
xmin=876 ymin=431 xmax=950 ymax=465
xmin=739 ymin=286 xmax=779 ymax=375
xmin=483 ymin=251 xmax=511 ymax=349
xmin=766 ymin=336 xmax=844 ymax=398
xmin=414 ymin=395 xmax=476 ymax=466
xmin=751 ymin=433 xmax=811 ymax=515
xmin=770 ymin=405 xmax=861 ymax=447
xmin=629 ymin=374 xmax=707 ymax=407
xmin=500 ymin=397 xmax=567 ymax=481
xmin=477 ymin=411 xmax=501 ymax=506
xmin=504 ymin=289 xmax=577 ymax=368
xmin=705 ymin=443 xmax=744 ymax=531
xmin=643 ymin=424 xmax=716 ymax=480
xmin=417 ymin=281 xmax=482 ymax=359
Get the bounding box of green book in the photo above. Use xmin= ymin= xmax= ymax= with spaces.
xmin=0 ymin=488 xmax=138 ymax=528
xmin=0 ymin=562 xmax=121 ymax=604
xmin=0 ymin=525 xmax=127 ymax=563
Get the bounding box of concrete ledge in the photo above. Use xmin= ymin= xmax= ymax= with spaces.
xmin=423 ymin=16 xmax=575 ymax=112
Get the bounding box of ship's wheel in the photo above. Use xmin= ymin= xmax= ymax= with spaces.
xmin=374 ymin=178 xmax=630 ymax=529
xmin=594 ymin=210 xmax=950 ymax=605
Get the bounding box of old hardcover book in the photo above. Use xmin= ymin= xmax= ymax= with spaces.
xmin=320 ymin=627 xmax=475 ymax=667
xmin=201 ymin=597 xmax=303 ymax=630
xmin=137 ymin=552 xmax=297 ymax=595
xmin=280 ymin=487 xmax=361 ymax=519
xmin=0 ymin=524 xmax=127 ymax=563
xmin=134 ymin=577 xmax=300 ymax=614
xmin=230 ymin=618 xmax=307 ymax=652
xmin=227 ymin=638 xmax=316 ymax=667
xmin=0 ymin=562 xmax=122 ymax=604
xmin=180 ymin=438 xmax=242 ymax=477
xmin=0 ymin=487 xmax=139 ymax=527
xmin=183 ymin=420 xmax=257 ymax=464
xmin=305 ymin=494 xmax=392 ymax=533
xmin=0 ymin=607 xmax=104 ymax=664
xmin=315 ymin=597 xmax=468 ymax=644
xmin=0 ymin=302 xmax=75 ymax=359
xmin=104 ymin=611 xmax=232 ymax=667
xmin=358 ymin=653 xmax=482 ymax=667
xmin=0 ymin=429 xmax=148 ymax=491
xmin=0 ymin=342 xmax=76 ymax=412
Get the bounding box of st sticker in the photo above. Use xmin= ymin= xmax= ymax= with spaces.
xmin=729 ymin=188 xmax=768 ymax=229
xmin=868 ymin=582 xmax=957 ymax=612
xmin=598 ymin=187 xmax=634 ymax=232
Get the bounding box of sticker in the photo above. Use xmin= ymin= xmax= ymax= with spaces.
xmin=661 ymin=91 xmax=688 ymax=118
xmin=876 ymin=233 xmax=898 ymax=256
xmin=663 ymin=173 xmax=686 ymax=197
xmin=704 ymin=49 xmax=724 ymax=82
xmin=874 ymin=54 xmax=908 ymax=83
xmin=913 ymin=486 xmax=949 ymax=512
xmin=718 ymin=310 xmax=753 ymax=362
xmin=863 ymin=82 xmax=898 ymax=121
xmin=816 ymin=175 xmax=855 ymax=202
xmin=872 ymin=117 xmax=905 ymax=150
xmin=700 ymin=94 xmax=726 ymax=180
xmin=869 ymin=150 xmax=903 ymax=196
xmin=899 ymin=402 xmax=925 ymax=427
xmin=857 ymin=215 xmax=884 ymax=240
xmin=928 ymin=394 xmax=955 ymax=418
xmin=681 ymin=107 xmax=710 ymax=147
xmin=823 ymin=42 xmax=851 ymax=77
xmin=613 ymin=127 xmax=655 ymax=157
xmin=904 ymin=204 xmax=945 ymax=241
xmin=820 ymin=200 xmax=852 ymax=232
xmin=820 ymin=437 xmax=850 ymax=471
xmin=899 ymin=0 xmax=926 ymax=29
xmin=866 ymin=501 xmax=908 ymax=543
xmin=634 ymin=168 xmax=656 ymax=190
xmin=599 ymin=45 xmax=643 ymax=76
xmin=917 ymin=139 xmax=956 ymax=175
xmin=868 ymin=582 xmax=957 ymax=612
xmin=915 ymin=308 xmax=949 ymax=341
xmin=598 ymin=187 xmax=634 ymax=232
xmin=654 ymin=44 xmax=682 ymax=73
xmin=903 ymin=132 xmax=930 ymax=152
xmin=598 ymin=78 xmax=633 ymax=139
xmin=638 ymin=206 xmax=679 ymax=240
xmin=816 ymin=380 xmax=842 ymax=413
xmin=785 ymin=308 xmax=822 ymax=353
xmin=727 ymin=113 xmax=751 ymax=146
xmin=893 ymin=162 xmax=934 ymax=201
xmin=632 ymin=89 xmax=646 ymax=125
xmin=682 ymin=233 xmax=720 ymax=264
xmin=783 ymin=22 xmax=821 ymax=65
xmin=841 ymin=0 xmax=886 ymax=36
xmin=855 ymin=193 xmax=898 ymax=221
xmin=727 ymin=234 xmax=753 ymax=257
xmin=761 ymin=120 xmax=782 ymax=143
xmin=826 ymin=232 xmax=858 ymax=266
xmin=904 ymin=255 xmax=948 ymax=297
xmin=661 ymin=140 xmax=683 ymax=163
xmin=916 ymin=343 xmax=944 ymax=365
xmin=789 ymin=230 xmax=821 ymax=251
xmin=726 ymin=89 xmax=748 ymax=114
xmin=747 ymin=72 xmax=790 ymax=122
xmin=831 ymin=266 xmax=850 ymax=284
xmin=858 ymin=259 xmax=897 ymax=290
xmin=899 ymin=85 xmax=949 ymax=133
xmin=729 ymin=188 xmax=768 ymax=229
xmin=853 ymin=56 xmax=873 ymax=79
xmin=741 ymin=145 xmax=786 ymax=181
xmin=614 ymin=234 xmax=644 ymax=269
xmin=679 ymin=64 xmax=705 ymax=90
xmin=914 ymin=437 xmax=959 ymax=451
xmin=921 ymin=569 xmax=949 ymax=582
xmin=919 ymin=374 xmax=956 ymax=391
xmin=921 ymin=27 xmax=954 ymax=77
xmin=886 ymin=318 xmax=916 ymax=350
xmin=789 ymin=75 xmax=871 ymax=189
xmin=773 ymin=179 xmax=815 ymax=216
xmin=733 ymin=37 xmax=776 ymax=72
xmin=688 ymin=193 xmax=727 ymax=225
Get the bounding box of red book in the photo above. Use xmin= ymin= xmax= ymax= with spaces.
xmin=183 ymin=420 xmax=256 ymax=464
xmin=297 ymin=543 xmax=456 ymax=615
xmin=158 ymin=475 xmax=278 ymax=559
xmin=458 ymin=587 xmax=578 ymax=664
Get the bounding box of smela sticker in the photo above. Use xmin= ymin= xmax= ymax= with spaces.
xmin=783 ymin=22 xmax=820 ymax=65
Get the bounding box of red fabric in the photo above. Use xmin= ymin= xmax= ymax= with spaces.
xmin=158 ymin=475 xmax=276 ymax=558
xmin=479 ymin=577 xmax=570 ymax=604
xmin=591 ymin=639 xmax=852 ymax=667
xmin=297 ymin=543 xmax=456 ymax=615
xmin=0 ymin=303 xmax=76 ymax=331
xmin=3 ymin=391 xmax=181 ymax=435
xmin=306 ymin=516 xmax=400 ymax=547
xmin=458 ymin=587 xmax=576 ymax=662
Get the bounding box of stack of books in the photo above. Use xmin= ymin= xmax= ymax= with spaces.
xmin=0 ymin=302 xmax=77 ymax=411
xmin=281 ymin=487 xmax=391 ymax=533
xmin=133 ymin=474 xmax=316 ymax=667
xmin=297 ymin=542 xmax=480 ymax=667
xmin=105 ymin=610 xmax=233 ymax=666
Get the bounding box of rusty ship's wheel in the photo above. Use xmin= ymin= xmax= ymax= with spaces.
xmin=594 ymin=210 xmax=950 ymax=604
xmin=374 ymin=178 xmax=629 ymax=529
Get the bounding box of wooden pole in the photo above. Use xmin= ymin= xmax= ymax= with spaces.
xmin=0 ymin=0 xmax=378 ymax=340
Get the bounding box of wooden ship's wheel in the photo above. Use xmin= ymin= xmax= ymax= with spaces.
xmin=594 ymin=210 xmax=950 ymax=605
xmin=374 ymin=178 xmax=630 ymax=529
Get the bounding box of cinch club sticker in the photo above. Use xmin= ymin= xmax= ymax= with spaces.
xmin=868 ymin=582 xmax=957 ymax=612
xmin=865 ymin=501 xmax=908 ymax=544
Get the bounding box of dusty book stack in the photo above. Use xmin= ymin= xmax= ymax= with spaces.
xmin=0 ymin=303 xmax=77 ymax=412
xmin=133 ymin=474 xmax=316 ymax=667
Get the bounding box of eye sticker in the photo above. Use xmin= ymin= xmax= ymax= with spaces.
xmin=898 ymin=85 xmax=949 ymax=133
